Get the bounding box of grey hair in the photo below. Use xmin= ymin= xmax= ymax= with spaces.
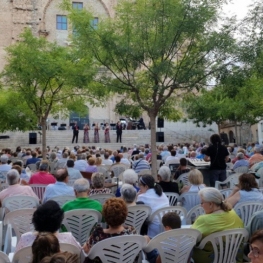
xmin=78 ymin=153 xmax=86 ymax=160
xmin=0 ymin=154 xmax=8 ymax=164
xmin=121 ymin=184 xmax=137 ymax=203
xmin=138 ymin=153 xmax=144 ymax=158
xmin=123 ymin=169 xmax=138 ymax=185
xmin=91 ymin=172 xmax=104 ymax=189
xmin=73 ymin=178 xmax=90 ymax=193
xmin=199 ymin=187 xmax=232 ymax=212
xmin=49 ymin=152 xmax=57 ymax=162
xmin=7 ymin=169 xmax=20 ymax=185
xmin=237 ymin=152 xmax=244 ymax=160
xmin=158 ymin=166 xmax=171 ymax=181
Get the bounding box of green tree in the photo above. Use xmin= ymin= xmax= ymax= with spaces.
xmin=63 ymin=0 xmax=236 ymax=177
xmin=1 ymin=29 xmax=105 ymax=158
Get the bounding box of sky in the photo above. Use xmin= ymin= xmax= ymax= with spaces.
xmin=223 ymin=0 xmax=254 ymax=20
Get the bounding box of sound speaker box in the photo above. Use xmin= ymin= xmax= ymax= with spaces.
xmin=157 ymin=118 xmax=164 ymax=128
xmin=29 ymin=133 xmax=37 ymax=144
xmin=156 ymin=132 xmax=164 ymax=142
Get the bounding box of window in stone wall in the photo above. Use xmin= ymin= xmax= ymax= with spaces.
xmin=72 ymin=2 xmax=83 ymax=9
xmin=91 ymin=17 xmax=99 ymax=29
xmin=56 ymin=15 xmax=67 ymax=30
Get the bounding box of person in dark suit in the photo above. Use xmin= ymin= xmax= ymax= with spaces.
xmin=72 ymin=122 xmax=79 ymax=143
xmin=116 ymin=121 xmax=123 ymax=143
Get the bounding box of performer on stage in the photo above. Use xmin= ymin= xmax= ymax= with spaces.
xmin=116 ymin=121 xmax=123 ymax=143
xmin=94 ymin=123 xmax=100 ymax=143
xmin=104 ymin=123 xmax=110 ymax=143
xmin=83 ymin=124 xmax=90 ymax=143
xmin=72 ymin=122 xmax=79 ymax=144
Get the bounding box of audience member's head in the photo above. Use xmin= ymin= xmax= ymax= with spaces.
xmin=238 ymin=173 xmax=258 ymax=191
xmin=91 ymin=172 xmax=104 ymax=189
xmin=123 ymin=169 xmax=138 ymax=185
xmin=120 ymin=184 xmax=137 ymax=205
xmin=236 ymin=152 xmax=245 ymax=160
xmin=102 ymin=198 xmax=127 ymax=227
xmin=32 ymin=233 xmax=60 ymax=263
xmin=114 ymin=155 xmax=121 ymax=163
xmin=179 ymin=158 xmax=187 ymax=166
xmin=88 ymin=157 xmax=96 ymax=166
xmin=162 ymin=212 xmax=181 ymax=231
xmin=40 ymin=252 xmax=78 ymax=263
xmin=32 ymin=200 xmax=64 ymax=233
xmin=188 ymin=169 xmax=203 ymax=185
xmin=0 ymin=155 xmax=8 ymax=164
xmin=158 ymin=166 xmax=171 ymax=182
xmin=55 ymin=169 xmax=69 ymax=182
xmin=39 ymin=162 xmax=49 ymax=172
xmin=73 ymin=178 xmax=90 ymax=195
xmin=12 ymin=165 xmax=22 ymax=175
xmin=66 ymin=160 xmax=74 ymax=168
xmin=6 ymin=169 xmax=20 ymax=185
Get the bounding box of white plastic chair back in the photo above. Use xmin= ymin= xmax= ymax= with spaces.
xmin=87 ymin=235 xmax=147 ymax=263
xmin=250 ymin=162 xmax=259 ymax=172
xmin=89 ymin=193 xmax=115 ymax=205
xmin=186 ymin=204 xmax=205 ymax=224
xmin=148 ymin=206 xmax=187 ymax=233
xmin=30 ymin=184 xmax=47 ymax=201
xmin=67 ymin=179 xmax=76 ymax=186
xmin=62 ymin=209 xmax=102 ymax=245
xmin=143 ymin=229 xmax=201 ymax=263
xmin=97 ymin=166 xmax=108 ymax=179
xmin=176 ymin=172 xmax=189 ymax=186
xmin=215 ymin=174 xmax=239 ymax=189
xmin=195 ymin=228 xmax=249 ymax=263
xmin=12 ymin=243 xmax=81 ymax=263
xmin=0 ymin=172 xmax=7 ymax=183
xmin=0 ymin=251 xmax=10 ymax=263
xmin=110 ymin=164 xmax=126 ymax=178
xmin=48 ymin=196 xmax=75 ymax=207
xmin=2 ymin=196 xmax=39 ymax=212
xmin=4 ymin=208 xmax=36 ymax=254
xmin=27 ymin=164 xmax=37 ymax=172
xmin=226 ymin=162 xmax=234 ymax=170
xmin=234 ymin=201 xmax=263 ymax=226
xmin=165 ymin=160 xmax=180 ymax=167
xmin=233 ymin=166 xmax=249 ymax=173
xmin=219 ymin=188 xmax=232 ymax=199
xmin=164 ymin=192 xmax=179 ymax=206
xmin=178 ymin=192 xmax=201 ymax=212
xmin=138 ymin=169 xmax=152 ymax=176
xmin=125 ymin=205 xmax=151 ymax=233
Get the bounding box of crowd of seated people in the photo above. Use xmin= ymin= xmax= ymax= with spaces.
xmin=1 ymin=138 xmax=263 ymax=262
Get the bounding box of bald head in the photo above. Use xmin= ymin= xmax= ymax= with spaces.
xmin=55 ymin=169 xmax=68 ymax=182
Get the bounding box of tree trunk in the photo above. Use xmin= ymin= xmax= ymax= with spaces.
xmin=149 ymin=113 xmax=158 ymax=181
xmin=41 ymin=117 xmax=47 ymax=160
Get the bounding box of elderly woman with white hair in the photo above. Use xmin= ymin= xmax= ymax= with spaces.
xmin=115 ymin=169 xmax=139 ymax=197
xmin=89 ymin=172 xmax=111 ymax=196
xmin=157 ymin=166 xmax=179 ymax=194
xmin=191 ymin=187 xmax=244 ymax=263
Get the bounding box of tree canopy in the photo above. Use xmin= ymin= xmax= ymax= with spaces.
xmin=1 ymin=29 xmax=106 ymax=158
xmin=63 ymin=0 xmax=237 ymax=177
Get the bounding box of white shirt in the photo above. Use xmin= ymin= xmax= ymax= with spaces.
xmin=165 ymin=156 xmax=179 ymax=164
xmin=102 ymin=159 xmax=113 ymax=165
xmin=74 ymin=160 xmax=88 ymax=172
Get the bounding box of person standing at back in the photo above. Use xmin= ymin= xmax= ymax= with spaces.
xmin=204 ymin=134 xmax=229 ymax=187
xmin=116 ymin=121 xmax=123 ymax=143
xmin=72 ymin=122 xmax=79 ymax=144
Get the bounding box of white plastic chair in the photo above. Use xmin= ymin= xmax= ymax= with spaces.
xmin=48 ymin=196 xmax=75 ymax=207
xmin=219 ymin=188 xmax=232 ymax=199
xmin=195 ymin=228 xmax=249 ymax=263
xmin=0 ymin=251 xmax=10 ymax=263
xmin=11 ymin=243 xmax=81 ymax=263
xmin=62 ymin=209 xmax=102 ymax=245
xmin=215 ymin=174 xmax=239 ymax=189
xmin=27 ymin=164 xmax=37 ymax=172
xmin=256 ymin=167 xmax=263 ymax=187
xmin=97 ymin=166 xmax=108 ymax=179
xmin=30 ymin=184 xmax=47 ymax=201
xmin=148 ymin=206 xmax=187 ymax=233
xmin=178 ymin=192 xmax=201 ymax=212
xmin=175 ymin=172 xmax=189 ymax=186
xmin=4 ymin=208 xmax=36 ymax=254
xmin=164 ymin=192 xmax=179 ymax=206
xmin=186 ymin=204 xmax=205 ymax=224
xmin=125 ymin=205 xmax=152 ymax=233
xmin=234 ymin=201 xmax=263 ymax=226
xmin=89 ymin=193 xmax=115 ymax=205
xmin=233 ymin=166 xmax=249 ymax=173
xmin=87 ymin=235 xmax=147 ymax=263
xmin=110 ymin=164 xmax=126 ymax=178
xmin=2 ymin=196 xmax=39 ymax=213
xmin=143 ymin=229 xmax=201 ymax=263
